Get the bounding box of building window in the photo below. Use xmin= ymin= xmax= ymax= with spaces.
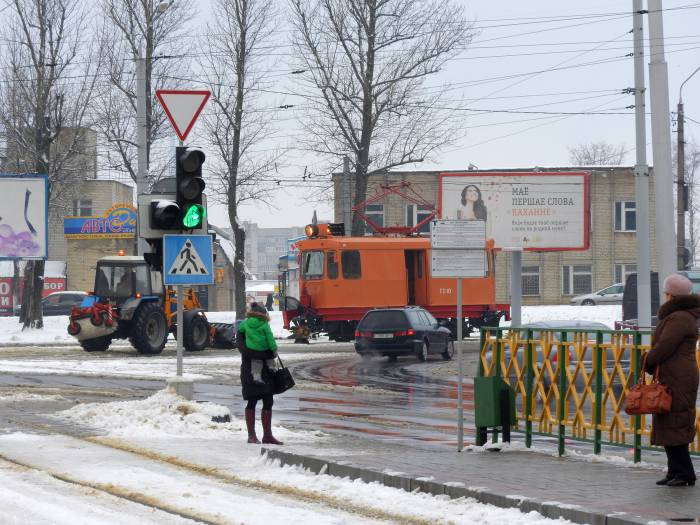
xmin=522 ymin=265 xmax=540 ymax=296
xmin=614 ymin=263 xmax=636 ymax=285
xmin=72 ymin=199 xmax=92 ymax=217
xmin=562 ymin=264 xmax=592 ymax=295
xmin=405 ymin=204 xmax=433 ymax=234
xmin=614 ymin=201 xmax=636 ymax=232
xmin=364 ymin=204 xmax=384 ymax=234
xmin=341 ymin=250 xmax=361 ymax=279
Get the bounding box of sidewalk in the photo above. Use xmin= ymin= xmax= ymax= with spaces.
xmin=263 ymin=433 xmax=700 ymax=525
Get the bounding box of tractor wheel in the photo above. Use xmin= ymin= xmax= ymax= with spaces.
xmin=80 ymin=336 xmax=111 ymax=352
xmin=184 ymin=314 xmax=210 ymax=352
xmin=129 ymin=302 xmax=168 ymax=355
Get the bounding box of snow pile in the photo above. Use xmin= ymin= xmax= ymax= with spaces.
xmin=252 ymin=454 xmax=573 ymax=525
xmin=206 ymin=310 xmax=292 ymax=339
xmin=55 ymin=390 xmax=324 ymax=443
xmin=500 ymin=305 xmax=621 ymax=329
xmin=0 ymin=316 xmax=77 ymax=344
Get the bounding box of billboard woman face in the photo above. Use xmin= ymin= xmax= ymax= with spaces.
xmin=462 ymin=185 xmax=481 ymax=205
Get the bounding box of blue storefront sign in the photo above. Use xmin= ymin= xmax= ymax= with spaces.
xmin=64 ymin=204 xmax=137 ymax=239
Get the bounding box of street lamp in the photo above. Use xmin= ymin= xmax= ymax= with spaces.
xmin=676 ymin=65 xmax=700 ymax=269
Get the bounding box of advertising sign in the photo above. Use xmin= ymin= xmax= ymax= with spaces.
xmin=0 ymin=174 xmax=49 ymax=260
xmin=64 ymin=203 xmax=137 ymax=239
xmin=0 ymin=278 xmax=12 ymax=315
xmin=439 ymin=172 xmax=589 ymax=251
xmin=286 ymin=235 xmax=306 ymax=263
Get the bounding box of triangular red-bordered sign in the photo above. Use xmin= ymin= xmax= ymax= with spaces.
xmin=156 ymin=90 xmax=211 ymax=142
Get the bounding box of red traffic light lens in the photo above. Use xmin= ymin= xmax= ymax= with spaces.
xmin=179 ymin=149 xmax=205 ymax=172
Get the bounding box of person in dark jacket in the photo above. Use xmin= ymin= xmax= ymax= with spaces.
xmin=237 ymin=302 xmax=283 ymax=445
xmin=646 ymin=274 xmax=699 ymax=487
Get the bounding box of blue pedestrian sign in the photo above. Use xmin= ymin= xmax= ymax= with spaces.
xmin=163 ymin=234 xmax=214 ymax=285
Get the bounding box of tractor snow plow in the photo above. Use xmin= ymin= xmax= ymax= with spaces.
xmin=68 ymin=255 xmax=235 ymax=354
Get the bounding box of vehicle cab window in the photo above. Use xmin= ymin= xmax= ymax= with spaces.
xmin=302 ymin=251 xmax=324 ymax=280
xmin=134 ymin=265 xmax=151 ymax=295
xmin=341 ymin=250 xmax=361 ymax=279
xmin=417 ymin=310 xmax=434 ymax=327
xmin=44 ymin=295 xmax=60 ymax=305
xmin=327 ymin=251 xmax=338 ymax=279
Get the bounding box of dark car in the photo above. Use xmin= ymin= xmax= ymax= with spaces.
xmin=354 ymin=306 xmax=454 ymax=362
xmin=621 ymin=271 xmax=700 ymax=327
xmin=41 ymin=291 xmax=88 ymax=316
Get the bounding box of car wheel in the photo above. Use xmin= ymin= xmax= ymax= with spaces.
xmin=581 ymin=299 xmax=595 ymax=306
xmin=442 ymin=340 xmax=455 ymax=360
xmin=416 ymin=340 xmax=428 ymax=362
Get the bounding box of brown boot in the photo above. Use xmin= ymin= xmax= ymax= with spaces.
xmin=261 ymin=409 xmax=283 ymax=445
xmin=245 ymin=408 xmax=260 ymax=444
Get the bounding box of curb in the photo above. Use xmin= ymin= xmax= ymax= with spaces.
xmin=260 ymin=448 xmax=648 ymax=525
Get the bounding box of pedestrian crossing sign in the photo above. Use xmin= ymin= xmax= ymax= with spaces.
xmin=163 ymin=234 xmax=214 ymax=285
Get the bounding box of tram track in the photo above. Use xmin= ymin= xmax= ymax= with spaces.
xmin=1 ymin=415 xmax=443 ymax=525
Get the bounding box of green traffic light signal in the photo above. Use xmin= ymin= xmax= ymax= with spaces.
xmin=182 ymin=204 xmax=205 ymax=229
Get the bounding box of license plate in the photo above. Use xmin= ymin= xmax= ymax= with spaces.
xmin=374 ymin=333 xmax=393 ymax=339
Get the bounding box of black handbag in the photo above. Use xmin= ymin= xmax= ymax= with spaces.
xmin=273 ymin=355 xmax=295 ymax=394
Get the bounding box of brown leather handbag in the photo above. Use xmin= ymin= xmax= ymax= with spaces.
xmin=625 ymin=355 xmax=672 ymax=415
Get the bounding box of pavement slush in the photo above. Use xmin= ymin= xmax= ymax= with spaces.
xmin=262 ymin=432 xmax=699 ymax=525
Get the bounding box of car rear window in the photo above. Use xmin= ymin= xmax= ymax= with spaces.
xmin=358 ymin=311 xmax=409 ymax=330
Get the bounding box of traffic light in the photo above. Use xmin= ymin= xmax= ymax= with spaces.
xmin=176 ymin=146 xmax=206 ymax=229
xmin=149 ymin=199 xmax=180 ymax=230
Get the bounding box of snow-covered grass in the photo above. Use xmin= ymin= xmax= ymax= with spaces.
xmin=0 ymin=310 xmax=291 ymax=345
xmin=499 ymin=304 xmax=621 ymax=329
xmin=0 ymin=306 xmax=621 ymax=346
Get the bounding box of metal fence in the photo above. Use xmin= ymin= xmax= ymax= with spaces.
xmin=478 ymin=327 xmax=700 ymax=462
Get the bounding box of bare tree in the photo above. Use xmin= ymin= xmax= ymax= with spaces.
xmin=202 ymin=0 xmax=278 ymax=319
xmin=683 ymin=141 xmax=700 ymax=266
xmin=0 ymin=0 xmax=100 ymax=328
xmin=568 ymin=141 xmax=626 ymax=166
xmin=95 ymin=0 xmax=194 ymax=187
xmin=290 ymin=0 xmax=472 ymax=235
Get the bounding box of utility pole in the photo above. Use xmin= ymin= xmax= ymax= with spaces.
xmin=678 ymin=98 xmax=686 ymax=269
xmin=677 ymin=66 xmax=700 ymax=269
xmin=648 ymin=0 xmax=677 ymax=284
xmin=136 ymin=50 xmax=149 ymax=256
xmin=343 ymin=156 xmax=352 ymax=235
xmin=633 ymin=0 xmax=652 ymax=329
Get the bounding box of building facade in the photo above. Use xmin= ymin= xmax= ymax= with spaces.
xmin=333 ymin=167 xmax=658 ymax=305
xmin=243 ymin=222 xmax=306 ymax=280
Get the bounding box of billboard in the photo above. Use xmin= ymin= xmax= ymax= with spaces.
xmin=439 ymin=172 xmax=589 ymax=251
xmin=0 ymin=174 xmax=49 ymax=260
xmin=64 ymin=203 xmax=137 ymax=239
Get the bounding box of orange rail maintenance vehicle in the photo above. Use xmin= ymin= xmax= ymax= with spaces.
xmin=281 ymin=222 xmax=510 ymax=342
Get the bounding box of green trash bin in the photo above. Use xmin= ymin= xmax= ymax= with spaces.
xmin=474 ymin=376 xmax=516 ymax=445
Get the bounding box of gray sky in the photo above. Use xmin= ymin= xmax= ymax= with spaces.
xmin=191 ymin=0 xmax=700 ymax=230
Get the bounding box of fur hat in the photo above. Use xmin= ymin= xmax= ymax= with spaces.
xmin=249 ymin=302 xmax=268 ymax=315
xmin=663 ymin=274 xmax=693 ymax=296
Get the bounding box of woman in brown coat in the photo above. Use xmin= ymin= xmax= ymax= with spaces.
xmin=646 ymin=274 xmax=699 ymax=487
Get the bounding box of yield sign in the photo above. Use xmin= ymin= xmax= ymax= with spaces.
xmin=155 ymin=90 xmax=210 ymax=142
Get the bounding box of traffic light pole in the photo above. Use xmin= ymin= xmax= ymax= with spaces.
xmin=176 ymin=140 xmax=185 ymax=379
xmin=136 ymin=51 xmax=149 ymax=256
